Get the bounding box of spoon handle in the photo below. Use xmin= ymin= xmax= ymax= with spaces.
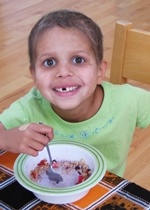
xmin=39 ymin=122 xmax=53 ymax=165
xmin=46 ymin=145 xmax=53 ymax=164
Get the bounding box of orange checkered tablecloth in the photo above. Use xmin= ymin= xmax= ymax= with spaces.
xmin=0 ymin=151 xmax=150 ymax=210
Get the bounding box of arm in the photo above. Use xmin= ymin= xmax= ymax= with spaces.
xmin=0 ymin=122 xmax=54 ymax=156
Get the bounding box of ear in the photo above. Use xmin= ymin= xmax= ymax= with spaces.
xmin=30 ymin=67 xmax=38 ymax=89
xmin=97 ymin=60 xmax=107 ymax=84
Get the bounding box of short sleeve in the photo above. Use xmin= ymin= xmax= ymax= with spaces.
xmin=0 ymin=99 xmax=29 ymax=129
xmin=132 ymin=86 xmax=150 ymax=128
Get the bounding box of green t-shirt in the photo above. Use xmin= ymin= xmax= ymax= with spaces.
xmin=0 ymin=82 xmax=150 ymax=176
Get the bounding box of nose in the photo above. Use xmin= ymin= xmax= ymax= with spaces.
xmin=56 ymin=63 xmax=73 ymax=78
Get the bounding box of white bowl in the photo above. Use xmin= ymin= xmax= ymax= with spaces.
xmin=14 ymin=140 xmax=106 ymax=204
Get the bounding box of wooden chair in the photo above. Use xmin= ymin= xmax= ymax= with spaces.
xmin=110 ymin=20 xmax=150 ymax=85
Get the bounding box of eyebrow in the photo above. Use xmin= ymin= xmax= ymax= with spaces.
xmin=38 ymin=50 xmax=91 ymax=59
xmin=75 ymin=50 xmax=91 ymax=55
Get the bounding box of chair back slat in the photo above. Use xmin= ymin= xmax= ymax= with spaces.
xmin=110 ymin=20 xmax=150 ymax=84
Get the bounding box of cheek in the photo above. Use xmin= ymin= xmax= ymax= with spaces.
xmin=33 ymin=70 xmax=44 ymax=82
xmin=85 ymin=68 xmax=100 ymax=82
xmin=32 ymin=74 xmax=44 ymax=89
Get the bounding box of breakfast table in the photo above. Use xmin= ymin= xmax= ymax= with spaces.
xmin=0 ymin=150 xmax=150 ymax=210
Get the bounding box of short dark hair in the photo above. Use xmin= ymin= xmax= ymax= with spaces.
xmin=28 ymin=9 xmax=103 ymax=69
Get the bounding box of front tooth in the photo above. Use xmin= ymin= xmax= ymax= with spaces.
xmin=56 ymin=88 xmax=64 ymax=92
xmin=66 ymin=87 xmax=76 ymax=91
xmin=66 ymin=87 xmax=71 ymax=91
xmin=56 ymin=86 xmax=77 ymax=92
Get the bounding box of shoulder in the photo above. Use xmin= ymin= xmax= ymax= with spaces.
xmin=102 ymin=81 xmax=135 ymax=92
xmin=0 ymin=88 xmax=49 ymax=129
xmin=18 ymin=88 xmax=47 ymax=107
xmin=20 ymin=88 xmax=43 ymax=101
xmin=97 ymin=82 xmax=150 ymax=128
xmin=0 ymin=88 xmax=46 ymax=117
xmin=102 ymin=81 xmax=150 ymax=99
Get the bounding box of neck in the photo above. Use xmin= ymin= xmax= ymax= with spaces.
xmin=52 ymin=85 xmax=104 ymax=122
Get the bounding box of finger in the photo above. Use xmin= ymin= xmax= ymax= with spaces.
xmin=28 ymin=123 xmax=54 ymax=139
xmin=28 ymin=138 xmax=47 ymax=151
xmin=28 ymin=130 xmax=50 ymax=146
xmin=24 ymin=147 xmax=39 ymax=157
xmin=17 ymin=128 xmax=48 ymax=153
xmin=18 ymin=143 xmax=39 ymax=156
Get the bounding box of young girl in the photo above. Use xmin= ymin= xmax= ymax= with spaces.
xmin=0 ymin=10 xmax=150 ymax=177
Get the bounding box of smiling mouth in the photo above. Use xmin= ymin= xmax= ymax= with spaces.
xmin=55 ymin=86 xmax=79 ymax=93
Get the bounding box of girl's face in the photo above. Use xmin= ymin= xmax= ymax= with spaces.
xmin=31 ymin=26 xmax=106 ymax=117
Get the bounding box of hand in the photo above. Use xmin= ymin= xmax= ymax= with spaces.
xmin=0 ymin=123 xmax=54 ymax=156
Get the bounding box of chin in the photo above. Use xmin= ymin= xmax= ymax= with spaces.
xmin=59 ymin=105 xmax=77 ymax=111
xmin=53 ymin=103 xmax=79 ymax=112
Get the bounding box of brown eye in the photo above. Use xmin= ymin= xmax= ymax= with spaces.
xmin=44 ymin=58 xmax=56 ymax=67
xmin=73 ymin=57 xmax=85 ymax=64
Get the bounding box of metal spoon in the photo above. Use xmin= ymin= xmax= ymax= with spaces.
xmin=46 ymin=144 xmax=63 ymax=183
xmin=39 ymin=122 xmax=63 ymax=183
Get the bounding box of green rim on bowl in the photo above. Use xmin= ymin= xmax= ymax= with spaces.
xmin=14 ymin=141 xmax=106 ymax=196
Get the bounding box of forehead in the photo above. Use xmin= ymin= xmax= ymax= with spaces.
xmin=36 ymin=26 xmax=92 ymax=49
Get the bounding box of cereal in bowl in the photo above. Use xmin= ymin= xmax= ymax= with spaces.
xmin=30 ymin=158 xmax=92 ymax=187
